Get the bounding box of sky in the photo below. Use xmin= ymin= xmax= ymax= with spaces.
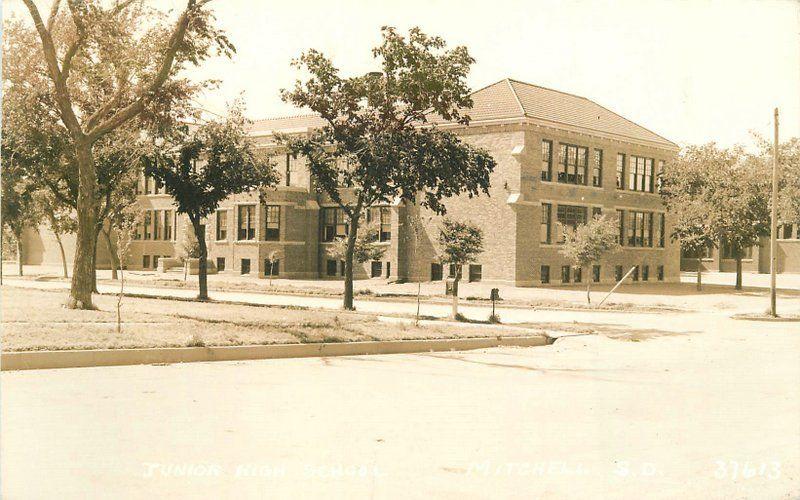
xmin=5 ymin=0 xmax=800 ymax=147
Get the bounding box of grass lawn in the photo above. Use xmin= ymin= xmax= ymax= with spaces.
xmin=0 ymin=286 xmax=543 ymax=352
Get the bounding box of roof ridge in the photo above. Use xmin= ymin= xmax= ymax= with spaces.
xmin=505 ymin=78 xmax=526 ymax=117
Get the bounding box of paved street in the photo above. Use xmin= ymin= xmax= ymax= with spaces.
xmin=2 ymin=315 xmax=799 ymax=499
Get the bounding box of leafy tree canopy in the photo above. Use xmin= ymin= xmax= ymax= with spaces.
xmin=560 ymin=215 xmax=620 ymax=268
xmin=438 ymin=218 xmax=483 ymax=267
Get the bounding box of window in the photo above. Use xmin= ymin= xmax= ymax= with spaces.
xmin=632 ymin=265 xmax=639 ymax=281
xmin=431 ymin=263 xmax=443 ymax=281
xmin=616 ymin=153 xmax=625 ymax=189
xmin=237 ymin=205 xmax=256 ymax=240
xmin=144 ymin=211 xmax=152 ymax=240
xmin=153 ymin=255 xmax=160 ymax=269
xmin=265 ymin=205 xmax=280 ymax=241
xmin=780 ymin=223 xmax=794 ymax=239
xmin=657 ymin=265 xmax=664 ymax=281
xmin=240 ymin=259 xmax=251 ymax=275
xmin=371 ymin=261 xmax=383 ymax=278
xmin=144 ymin=176 xmax=151 ymax=195
xmin=216 ymin=210 xmax=228 ymax=241
xmin=540 ymin=203 xmax=552 ymax=244
xmin=285 ymin=154 xmax=292 ymax=187
xmin=658 ymin=213 xmax=665 ymax=248
xmin=163 ymin=210 xmax=173 ymax=241
xmin=340 ymin=260 xmax=345 ymax=277
xmin=721 ymin=242 xmax=753 ymax=259
xmin=556 ymin=205 xmax=588 ymax=243
xmin=682 ymin=245 xmax=713 ymax=259
xmin=326 ymin=259 xmax=337 ymax=277
xmin=134 ymin=221 xmax=142 ymax=240
xmin=626 ymin=211 xmax=655 ymax=247
xmin=321 ymin=207 xmax=347 ymax=242
xmin=216 ymin=257 xmax=225 ymax=272
xmin=468 ymin=265 xmax=482 ymax=282
xmin=369 ymin=207 xmax=391 ymax=242
xmin=592 ymin=265 xmax=601 ymax=283
xmin=615 ymin=265 xmax=623 ymax=282
xmin=448 ymin=264 xmax=460 ymax=279
xmin=592 ymin=207 xmax=602 ymax=218
xmin=152 ymin=210 xmax=162 ymax=240
xmin=154 ymin=177 xmax=163 ymax=195
xmin=642 ymin=265 xmax=649 ymax=281
xmin=656 ymin=160 xmax=665 ymax=193
xmin=592 ymin=149 xmax=603 ymax=187
xmin=617 ymin=210 xmax=625 ymax=245
xmin=264 ymin=259 xmax=279 ymax=276
xmin=541 ymin=140 xmax=553 ymax=181
xmin=561 ymin=265 xmax=571 ymax=283
xmin=574 ymin=267 xmax=582 ymax=283
xmin=557 ymin=143 xmax=589 ymax=185
xmin=386 ymin=262 xmax=391 ymax=278
xmin=628 ymin=156 xmax=655 ymax=193
xmin=541 ymin=265 xmax=550 ymax=284
xmin=142 ymin=255 xmax=150 ymax=269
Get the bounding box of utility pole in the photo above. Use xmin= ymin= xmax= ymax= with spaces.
xmin=769 ymin=108 xmax=779 ymax=317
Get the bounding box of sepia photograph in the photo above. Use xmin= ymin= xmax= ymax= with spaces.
xmin=0 ymin=0 xmax=799 ymax=498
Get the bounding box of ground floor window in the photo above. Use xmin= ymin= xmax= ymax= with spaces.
xmin=241 ymin=259 xmax=251 ymax=275
xmin=153 ymin=255 xmax=160 ymax=269
xmin=386 ymin=262 xmax=391 ymax=278
xmin=448 ymin=264 xmax=460 ymax=279
xmin=592 ymin=265 xmax=601 ymax=283
xmin=431 ymin=263 xmax=442 ymax=281
xmin=632 ymin=265 xmax=639 ymax=281
xmin=615 ymin=265 xmax=623 ymax=282
xmin=574 ymin=267 xmax=582 ymax=283
xmin=642 ymin=265 xmax=649 ymax=281
xmin=264 ymin=259 xmax=279 ymax=276
xmin=541 ymin=265 xmax=550 ymax=284
xmin=720 ymin=242 xmax=753 ymax=259
xmin=142 ymin=255 xmax=150 ymax=269
xmin=657 ymin=265 xmax=664 ymax=281
xmin=217 ymin=257 xmax=225 ymax=272
xmin=371 ymin=261 xmax=383 ymax=278
xmin=468 ymin=264 xmax=482 ymax=282
xmin=340 ymin=260 xmax=345 ymax=277
xmin=326 ymin=259 xmax=337 ymax=277
xmin=561 ymin=265 xmax=570 ymax=284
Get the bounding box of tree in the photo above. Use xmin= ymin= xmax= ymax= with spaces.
xmin=660 ymin=146 xmax=718 ymax=291
xmin=559 ymin=215 xmax=620 ymax=304
xmin=265 ymin=250 xmax=281 ymax=286
xmin=326 ymin=219 xmax=386 ymax=269
xmin=112 ymin=205 xmax=142 ymax=333
xmin=438 ymin=218 xmax=483 ymax=319
xmin=36 ymin=189 xmax=77 ymax=278
xmin=281 ymin=26 xmax=496 ymax=310
xmin=753 ymin=135 xmax=800 ymax=228
xmin=18 ymin=0 xmax=233 ymax=309
xmin=145 ymin=106 xmax=278 ymax=300
xmin=662 ymin=143 xmax=770 ymax=290
xmin=1 ymin=158 xmax=42 ymax=276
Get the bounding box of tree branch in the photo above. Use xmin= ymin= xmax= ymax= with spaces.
xmin=87 ymin=0 xmax=198 ymax=141
xmin=46 ymin=0 xmax=62 ymax=31
xmin=21 ymin=0 xmax=83 ymax=138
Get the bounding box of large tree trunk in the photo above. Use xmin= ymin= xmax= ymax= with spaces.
xmin=735 ymin=256 xmax=743 ymax=290
xmin=103 ymin=228 xmax=120 ymax=280
xmin=343 ymin=216 xmax=360 ymax=311
xmin=68 ymin=142 xmax=98 ymax=309
xmin=16 ymin=235 xmax=23 ymax=276
xmin=696 ymin=257 xmax=702 ymax=291
xmin=192 ymin=218 xmax=209 ymax=300
xmin=54 ymin=230 xmax=68 ymax=278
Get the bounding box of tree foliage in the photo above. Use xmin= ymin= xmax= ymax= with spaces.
xmin=327 ymin=220 xmax=387 ymax=264
xmin=145 ymin=104 xmax=278 ymax=299
xmin=560 ymin=215 xmax=620 ymax=268
xmin=280 ymin=26 xmax=496 ymax=309
xmin=438 ymin=218 xmax=483 ymax=268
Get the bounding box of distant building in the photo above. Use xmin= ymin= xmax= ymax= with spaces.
xmin=24 ymin=78 xmax=694 ymax=285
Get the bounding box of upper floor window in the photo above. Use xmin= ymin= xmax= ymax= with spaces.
xmin=163 ymin=210 xmax=174 ymax=241
xmin=628 ymin=156 xmax=655 ymax=193
xmin=616 ymin=153 xmax=625 ymax=189
xmin=616 ymin=210 xmax=625 ymax=245
xmin=321 ymin=207 xmax=347 ymax=242
xmin=658 ymin=213 xmax=665 ymax=248
xmin=216 ymin=210 xmax=228 ymax=241
xmin=541 ymin=140 xmax=553 ymax=181
xmin=656 ymin=160 xmax=665 ymax=193
xmin=556 ymin=204 xmax=588 ymax=243
xmin=237 ymin=204 xmax=256 ymax=240
xmin=377 ymin=207 xmax=391 ymax=242
xmin=557 ymin=144 xmax=588 ymax=185
xmin=592 ymin=149 xmax=603 ymax=187
xmin=265 ymin=205 xmax=280 ymax=241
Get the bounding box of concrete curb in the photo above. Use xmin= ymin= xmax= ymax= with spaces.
xmin=1 ymin=335 xmax=553 ymax=371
